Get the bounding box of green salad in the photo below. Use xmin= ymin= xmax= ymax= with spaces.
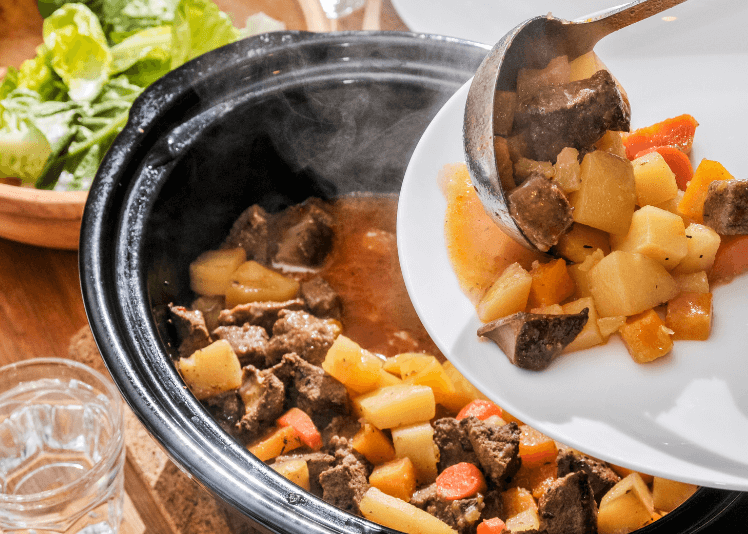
xmin=0 ymin=0 xmax=283 ymax=191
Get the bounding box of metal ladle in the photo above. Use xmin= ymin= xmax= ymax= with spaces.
xmin=464 ymin=0 xmax=688 ymax=252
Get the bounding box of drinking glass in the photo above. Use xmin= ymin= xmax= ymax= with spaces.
xmin=318 ymin=0 xmax=366 ymax=19
xmin=0 ymin=358 xmax=125 ymax=534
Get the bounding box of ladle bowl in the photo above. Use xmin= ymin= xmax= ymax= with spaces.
xmin=463 ymin=0 xmax=688 ymax=252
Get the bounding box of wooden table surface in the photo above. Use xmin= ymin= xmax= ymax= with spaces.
xmin=0 ymin=1 xmax=408 ymax=532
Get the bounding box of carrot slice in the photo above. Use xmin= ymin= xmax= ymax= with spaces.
xmin=477 ymin=517 xmax=507 ymax=534
xmin=436 ymin=462 xmax=487 ymax=501
xmin=277 ymin=408 xmax=322 ymax=450
xmin=709 ymin=235 xmax=748 ymax=284
xmin=634 ymin=146 xmax=694 ymax=191
xmin=623 ymin=114 xmax=699 ymax=160
xmin=456 ymin=399 xmax=503 ymax=421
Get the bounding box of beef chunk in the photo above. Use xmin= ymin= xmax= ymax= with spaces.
xmin=508 ymin=173 xmax=574 ymax=252
xmin=409 ymin=483 xmax=485 ymax=534
xmin=216 ymin=299 xmax=306 ymax=332
xmin=513 ymin=69 xmax=631 ymax=163
xmin=212 ymin=324 xmax=269 ymax=367
xmin=478 ymin=309 xmax=589 ymax=371
xmin=236 ymin=366 xmax=285 ymax=436
xmin=222 ymin=204 xmax=270 ymax=264
xmin=276 ymin=452 xmax=335 ymax=497
xmin=300 ymin=277 xmax=342 ymax=319
xmin=322 ymin=416 xmax=362 ymax=446
xmin=265 ymin=310 xmax=340 ymax=366
xmin=557 ymin=449 xmax=620 ymax=504
xmin=538 ymin=471 xmax=598 ymax=534
xmin=274 ymin=203 xmax=334 ymax=268
xmin=462 ymin=418 xmax=521 ymax=489
xmin=703 ymin=178 xmax=748 ymax=235
xmin=203 ymin=390 xmax=243 ymax=438
xmin=433 ymin=417 xmax=479 ymax=471
xmin=318 ymin=437 xmax=370 ymax=515
xmin=168 ymin=304 xmax=212 ymax=358
xmin=268 ymin=353 xmax=349 ymax=428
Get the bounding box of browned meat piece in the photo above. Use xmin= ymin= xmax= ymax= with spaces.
xmin=538 ymin=471 xmax=598 ymax=534
xmin=274 ymin=203 xmax=334 ymax=268
xmin=409 ymin=483 xmax=485 ymax=534
xmin=433 ymin=417 xmax=479 ymax=471
xmin=478 ymin=309 xmax=589 ymax=371
xmin=202 ymin=390 xmax=243 ymax=438
xmin=462 ymin=418 xmax=521 ymax=489
xmin=168 ymin=304 xmax=212 ymax=358
xmin=276 ymin=452 xmax=335 ymax=497
xmin=557 ymin=448 xmax=620 ymax=504
xmin=212 ymin=324 xmax=269 ymax=368
xmin=221 ymin=204 xmax=270 ymax=264
xmin=322 ymin=415 xmax=362 ymax=445
xmin=703 ymin=178 xmax=748 ymax=235
xmin=300 ymin=277 xmax=342 ymax=319
xmin=318 ymin=437 xmax=371 ymax=515
xmin=267 ymin=353 xmax=349 ymax=428
xmin=236 ymin=366 xmax=285 ymax=436
xmin=508 ymin=173 xmax=574 ymax=252
xmin=513 ymin=69 xmax=631 ymax=163
xmin=216 ymin=299 xmax=306 ymax=332
xmin=265 ymin=309 xmax=340 ymax=366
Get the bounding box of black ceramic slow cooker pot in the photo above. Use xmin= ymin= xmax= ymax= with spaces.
xmin=79 ymin=31 xmax=748 ymax=533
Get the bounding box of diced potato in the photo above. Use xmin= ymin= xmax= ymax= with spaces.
xmin=588 ymin=251 xmax=678 ymax=317
xmin=359 ymin=487 xmax=457 ymax=534
xmin=671 ymin=223 xmax=721 ymax=275
xmin=369 ymin=457 xmax=418 ymax=502
xmin=351 ymin=422 xmax=396 ymax=465
xmin=598 ymin=316 xmax=626 ymax=341
xmin=569 ymin=50 xmax=606 ymax=81
xmin=505 ymin=509 xmax=541 ymax=533
xmin=553 ymin=223 xmax=610 ymax=264
xmin=619 ymin=309 xmax=674 ymax=364
xmin=402 ymin=357 xmax=456 ymax=407
xmin=562 ymin=297 xmax=603 ymax=352
xmin=654 ymin=189 xmax=691 ymax=224
xmin=595 ymin=131 xmax=627 ymax=160
xmin=516 ymin=55 xmax=570 ymax=102
xmin=248 ymin=425 xmax=302 ymax=462
xmin=665 ymin=292 xmax=713 ymax=340
xmin=631 ymin=152 xmax=679 ymax=206
xmin=383 ymin=353 xmax=422 ymax=375
xmin=527 ymin=259 xmax=576 ymax=309
xmin=608 ymin=464 xmax=654 ymax=485
xmin=189 ymin=248 xmax=246 ymax=296
xmin=514 ymin=157 xmax=555 ymax=181
xmin=438 ymin=361 xmax=490 ymax=414
xmin=570 ymin=151 xmax=636 ymax=235
xmin=502 ymin=487 xmax=540 ymax=531
xmin=477 ymin=262 xmax=533 ymax=323
xmin=322 ymin=335 xmax=383 ymax=394
xmin=272 ymin=458 xmax=310 ymax=491
xmin=610 ymin=205 xmax=688 ymax=270
xmin=356 ymin=385 xmax=435 ymax=429
xmin=552 ymin=147 xmax=581 ymax=193
xmin=177 ymin=340 xmax=242 ymax=400
xmin=529 ymin=304 xmax=564 ymax=315
xmin=672 ymin=270 xmax=710 ymax=294
xmin=391 ymin=422 xmax=439 ymax=485
xmin=652 ymin=477 xmax=697 ymax=513
xmin=598 ymin=473 xmax=655 ymax=534
xmin=375 ymin=368 xmax=403 ymax=388
xmin=518 ymin=425 xmax=558 ymax=469
xmin=398 ymin=354 xmax=435 ymax=379
xmin=678 ymin=159 xmax=734 ymax=222
xmin=567 ymin=248 xmax=605 ymax=299
xmin=225 ymin=261 xmax=299 ymax=308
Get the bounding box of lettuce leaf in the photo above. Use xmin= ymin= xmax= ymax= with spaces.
xmin=170 ymin=0 xmax=241 ymax=69
xmin=0 ymin=110 xmax=52 ymax=184
xmin=102 ymin=0 xmax=178 ymax=43
xmin=110 ymin=25 xmax=172 ymax=87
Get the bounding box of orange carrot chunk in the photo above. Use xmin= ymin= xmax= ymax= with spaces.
xmin=277 ymin=408 xmax=322 ymax=450
xmin=623 ymin=114 xmax=699 ymax=160
xmin=435 ymin=462 xmax=487 ymax=501
xmin=678 ymin=159 xmax=734 ymax=222
xmin=456 ymin=399 xmax=503 ymax=421
xmin=634 ymin=146 xmax=694 ymax=191
xmin=709 ymin=235 xmax=748 ymax=284
xmin=477 ymin=517 xmax=507 ymax=534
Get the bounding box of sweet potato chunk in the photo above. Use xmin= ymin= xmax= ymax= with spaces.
xmin=665 ymin=292 xmax=713 ymax=341
xmin=678 ymin=159 xmax=734 ymax=222
xmin=619 ymin=309 xmax=674 ymax=363
xmin=527 ymin=258 xmax=576 ymax=309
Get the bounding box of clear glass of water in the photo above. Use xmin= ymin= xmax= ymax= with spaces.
xmin=0 ymin=358 xmax=125 ymax=534
xmin=318 ymin=0 xmax=366 ymax=20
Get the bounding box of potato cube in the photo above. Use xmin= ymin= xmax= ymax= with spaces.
xmin=272 ymin=458 xmax=310 ymax=491
xmin=359 ymin=487 xmax=457 ymax=534
xmin=356 ymin=385 xmax=435 ymax=429
xmin=665 ymin=292 xmax=713 ymax=340
xmin=608 ymin=464 xmax=654 ymax=485
xmin=598 ymin=316 xmax=626 ymax=341
xmin=567 ymin=248 xmax=605 ymax=299
xmin=514 ymin=157 xmax=555 ymax=181
xmin=438 ymin=361 xmax=490 ymax=414
xmin=369 ymin=457 xmax=418 ymax=502
xmin=189 ymin=248 xmax=246 ymax=296
xmin=506 ymin=509 xmax=541 ymax=532
xmin=502 ymin=487 xmax=539 ymax=530
xmin=610 ymin=205 xmax=688 ymax=269
xmin=672 ymin=270 xmax=710 ymax=294
xmin=516 ymin=55 xmax=570 ymax=102
xmin=248 ymin=425 xmax=302 ymax=462
xmin=402 ymin=357 xmax=457 ymax=407
xmin=518 ymin=425 xmax=558 ymax=469
xmin=570 ymin=151 xmax=636 ymax=235
xmin=351 ymin=423 xmax=396 ymax=465
xmin=225 ymin=261 xmax=299 ymax=308
xmin=632 ymin=151 xmax=679 ymax=206
xmin=595 ymin=130 xmax=627 ymax=160
xmin=375 ymin=368 xmax=403 ymax=388
xmin=529 ymin=304 xmax=564 ymax=315
xmin=652 ymin=477 xmax=697 ymax=513
xmin=561 ymin=297 xmax=604 ymax=352
xmin=391 ymin=422 xmax=439 ymax=485
xmin=383 ymin=353 xmax=423 ymax=375
xmin=527 ymin=259 xmax=576 ymax=309
xmin=671 ymin=223 xmax=721 ymax=275
xmin=177 ymin=340 xmax=242 ymax=400
xmin=619 ymin=309 xmax=674 ymax=363
xmin=588 ymin=251 xmax=678 ymax=317
xmin=553 ymin=223 xmax=610 ymax=263
xmin=553 ymin=147 xmax=581 ymax=193
xmin=598 ymin=473 xmax=655 ymax=534
xmin=322 ymin=335 xmax=383 ymax=394
xmin=477 ymin=262 xmax=533 ymax=323
xmin=569 ymin=50 xmax=605 ymax=81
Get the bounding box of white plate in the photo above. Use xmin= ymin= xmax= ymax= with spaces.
xmin=398 ymin=0 xmax=748 ymax=489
